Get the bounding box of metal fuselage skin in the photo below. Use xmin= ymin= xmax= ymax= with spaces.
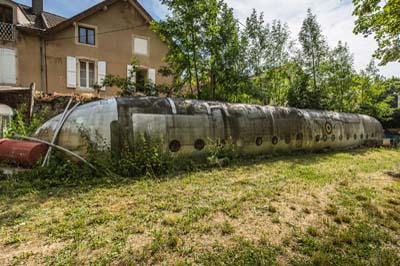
xmin=35 ymin=97 xmax=384 ymax=157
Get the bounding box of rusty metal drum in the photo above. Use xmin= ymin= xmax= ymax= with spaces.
xmin=0 ymin=139 xmax=48 ymax=167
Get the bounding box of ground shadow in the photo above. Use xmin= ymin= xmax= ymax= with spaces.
xmin=0 ymin=147 xmax=381 ymax=223
xmin=0 ymin=146 xmax=390 ymax=228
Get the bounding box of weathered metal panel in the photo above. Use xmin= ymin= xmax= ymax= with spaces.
xmin=35 ymin=97 xmax=384 ymax=159
xmin=36 ymin=98 xmax=118 ymax=156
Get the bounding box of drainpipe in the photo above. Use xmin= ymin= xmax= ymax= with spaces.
xmin=39 ymin=36 xmax=47 ymax=94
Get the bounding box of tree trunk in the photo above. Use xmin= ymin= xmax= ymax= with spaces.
xmin=190 ymin=26 xmax=201 ymax=99
xmin=210 ymin=66 xmax=216 ymax=100
xmin=186 ymin=52 xmax=194 ymax=95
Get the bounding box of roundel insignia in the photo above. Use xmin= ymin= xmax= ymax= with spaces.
xmin=325 ymin=122 xmax=333 ymax=135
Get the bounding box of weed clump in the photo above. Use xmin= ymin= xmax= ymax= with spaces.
xmin=5 ymin=104 xmax=49 ymax=138
xmin=220 ymin=221 xmax=235 ymax=235
xmin=3 ymin=133 xmax=240 ymax=184
xmin=198 ymin=239 xmax=278 ymax=266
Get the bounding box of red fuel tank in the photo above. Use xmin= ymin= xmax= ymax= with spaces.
xmin=0 ymin=139 xmax=48 ymax=167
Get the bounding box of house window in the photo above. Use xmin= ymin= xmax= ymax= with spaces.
xmin=79 ymin=60 xmax=95 ymax=89
xmin=133 ymin=36 xmax=149 ymax=56
xmin=0 ymin=5 xmax=13 ymax=24
xmin=79 ymin=26 xmax=95 ymax=45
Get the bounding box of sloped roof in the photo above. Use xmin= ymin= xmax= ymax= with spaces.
xmin=16 ymin=2 xmax=66 ymax=30
xmin=13 ymin=0 xmax=153 ymax=33
xmin=46 ymin=0 xmax=154 ymax=34
xmin=43 ymin=11 xmax=67 ymax=28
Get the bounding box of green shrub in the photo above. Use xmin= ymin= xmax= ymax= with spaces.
xmin=111 ymin=137 xmax=171 ymax=178
xmin=206 ymin=138 xmax=237 ymax=166
xmin=8 ymin=126 xmax=239 ymax=181
xmin=5 ymin=104 xmax=48 ymax=138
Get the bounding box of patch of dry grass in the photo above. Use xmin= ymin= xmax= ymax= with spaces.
xmin=0 ymin=148 xmax=400 ymax=265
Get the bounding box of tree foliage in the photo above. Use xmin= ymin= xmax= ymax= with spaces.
xmin=323 ymin=41 xmax=357 ymax=112
xmin=130 ymin=1 xmax=398 ymax=123
xmin=353 ymin=0 xmax=400 ymax=65
xmin=298 ymin=9 xmax=328 ymax=109
xmin=151 ymin=0 xmax=249 ymax=102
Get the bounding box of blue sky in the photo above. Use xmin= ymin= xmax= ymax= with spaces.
xmin=13 ymin=0 xmax=398 ymax=77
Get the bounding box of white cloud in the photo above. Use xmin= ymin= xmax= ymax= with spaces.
xmin=226 ymin=0 xmax=398 ymax=77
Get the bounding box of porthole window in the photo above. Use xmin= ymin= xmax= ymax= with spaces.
xmin=354 ymin=134 xmax=357 ymax=140
xmin=169 ymin=140 xmax=181 ymax=152
xmin=366 ymin=134 xmax=369 ymax=140
xmin=331 ymin=135 xmax=336 ymax=141
xmin=194 ymin=139 xmax=205 ymax=151
xmin=346 ymin=135 xmax=350 ymax=140
xmin=272 ymin=136 xmax=278 ymax=145
xmin=323 ymin=135 xmax=328 ymax=142
xmin=284 ymin=135 xmax=291 ymax=144
xmin=256 ymin=137 xmax=263 ymax=146
xmin=360 ymin=134 xmax=364 ymax=139
xmin=371 ymin=133 xmax=375 ymax=138
xmin=339 ymin=135 xmax=343 ymax=141
xmin=315 ymin=135 xmax=320 ymax=142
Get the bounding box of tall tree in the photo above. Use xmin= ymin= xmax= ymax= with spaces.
xmin=324 ymin=41 xmax=357 ymax=112
xmin=244 ymin=9 xmax=269 ymax=78
xmin=202 ymin=1 xmax=248 ymax=101
xmin=263 ymin=20 xmax=293 ymax=105
xmin=353 ymin=0 xmax=400 ymax=65
xmin=152 ymin=0 xmax=207 ymax=98
xmin=244 ymin=11 xmax=293 ymax=104
xmin=298 ymin=8 xmax=328 ymax=109
xmin=152 ymin=0 xmax=249 ymax=101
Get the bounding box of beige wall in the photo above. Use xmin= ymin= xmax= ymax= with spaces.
xmin=0 ymin=0 xmax=42 ymax=89
xmin=45 ymin=1 xmax=171 ymax=96
xmin=15 ymin=33 xmax=42 ymax=88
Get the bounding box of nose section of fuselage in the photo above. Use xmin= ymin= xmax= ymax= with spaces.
xmin=35 ymin=98 xmax=119 ymax=157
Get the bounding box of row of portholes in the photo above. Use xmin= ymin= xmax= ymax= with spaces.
xmin=169 ymin=139 xmax=206 ymax=153
xmin=168 ymin=132 xmax=377 ymax=152
xmin=170 ymin=138 xmax=229 ymax=152
xmin=258 ymin=131 xmax=375 ymax=146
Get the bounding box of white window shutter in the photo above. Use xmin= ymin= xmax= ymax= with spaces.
xmin=148 ymin=68 xmax=156 ymax=84
xmin=127 ymin=65 xmax=136 ymax=83
xmin=0 ymin=49 xmax=16 ymax=84
xmin=66 ymin=56 xmax=77 ymax=88
xmin=98 ymin=61 xmax=106 ymax=91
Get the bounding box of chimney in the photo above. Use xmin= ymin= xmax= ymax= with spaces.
xmin=32 ymin=0 xmax=43 ymax=15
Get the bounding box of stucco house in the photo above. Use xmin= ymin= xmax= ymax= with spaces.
xmin=0 ymin=0 xmax=170 ymax=96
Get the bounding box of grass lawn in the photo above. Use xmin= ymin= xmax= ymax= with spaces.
xmin=1 ymin=148 xmax=400 ymax=265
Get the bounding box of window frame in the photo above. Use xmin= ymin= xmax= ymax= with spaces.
xmin=78 ymin=59 xmax=96 ymax=90
xmin=75 ymin=23 xmax=97 ymax=47
xmin=132 ymin=35 xmax=150 ymax=56
xmin=78 ymin=26 xmax=95 ymax=45
xmin=0 ymin=5 xmax=13 ymax=24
